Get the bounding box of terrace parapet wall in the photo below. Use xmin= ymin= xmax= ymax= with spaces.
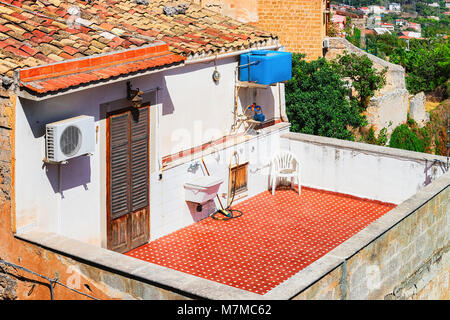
xmin=293 ymin=179 xmax=449 ymax=300
xmin=280 ymin=132 xmax=449 ymax=300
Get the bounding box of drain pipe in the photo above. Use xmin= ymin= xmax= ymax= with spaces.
xmin=186 ymin=43 xmax=288 ymax=131
xmin=185 ymin=43 xmax=283 ymax=131
xmin=447 ymin=114 xmax=449 ymax=170
xmin=278 ymin=82 xmax=288 ymax=122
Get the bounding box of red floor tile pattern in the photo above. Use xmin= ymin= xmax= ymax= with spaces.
xmin=125 ymin=187 xmax=396 ymax=295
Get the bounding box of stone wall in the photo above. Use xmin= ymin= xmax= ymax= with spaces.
xmin=293 ymin=177 xmax=449 ymax=300
xmin=0 ymin=88 xmax=18 ymax=300
xmin=192 ymin=0 xmax=326 ymax=60
xmin=409 ymin=92 xmax=429 ymax=127
xmin=0 ymin=88 xmax=13 ymax=208
xmin=325 ymin=37 xmax=410 ymax=135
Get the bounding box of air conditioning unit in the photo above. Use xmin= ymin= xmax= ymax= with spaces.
xmin=323 ymin=38 xmax=330 ymax=48
xmin=45 ymin=115 xmax=95 ymax=163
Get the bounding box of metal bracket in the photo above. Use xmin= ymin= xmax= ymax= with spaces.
xmin=42 ymin=158 xmax=68 ymax=165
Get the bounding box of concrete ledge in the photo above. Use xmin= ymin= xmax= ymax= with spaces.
xmin=281 ymin=132 xmax=448 ymax=164
xmin=15 ymin=230 xmax=263 ymax=300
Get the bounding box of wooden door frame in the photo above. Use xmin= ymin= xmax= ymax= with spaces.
xmin=106 ymin=104 xmax=151 ymax=252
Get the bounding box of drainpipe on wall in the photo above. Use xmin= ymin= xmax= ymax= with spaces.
xmin=278 ymin=82 xmax=288 ymax=122
xmin=186 ymin=43 xmax=285 ymax=134
xmin=156 ymin=88 xmax=163 ymax=180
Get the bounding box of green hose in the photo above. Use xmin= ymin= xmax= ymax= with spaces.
xmin=209 ymin=152 xmax=243 ymax=221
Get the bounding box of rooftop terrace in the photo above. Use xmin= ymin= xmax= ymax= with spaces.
xmin=14 ymin=132 xmax=448 ymax=300
xmin=126 ymin=186 xmax=396 ymax=295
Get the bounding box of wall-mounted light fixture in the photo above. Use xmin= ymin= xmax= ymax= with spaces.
xmin=127 ymin=81 xmax=144 ymax=108
xmin=212 ymin=55 xmax=220 ymax=83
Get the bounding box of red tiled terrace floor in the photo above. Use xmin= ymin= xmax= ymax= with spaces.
xmin=126 ymin=186 xmax=396 ymax=295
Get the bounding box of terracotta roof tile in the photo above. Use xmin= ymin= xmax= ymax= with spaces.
xmin=20 ymin=42 xmax=186 ymax=94
xmin=0 ymin=0 xmax=278 ymax=84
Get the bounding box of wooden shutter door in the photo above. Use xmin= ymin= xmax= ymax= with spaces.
xmin=107 ymin=106 xmax=150 ymax=253
xmin=129 ymin=107 xmax=150 ymax=249
xmin=108 ymin=112 xmax=131 ymax=253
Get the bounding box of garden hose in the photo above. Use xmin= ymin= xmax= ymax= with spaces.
xmin=201 ymin=153 xmax=243 ymax=221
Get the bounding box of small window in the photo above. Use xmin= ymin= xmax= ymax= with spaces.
xmin=229 ymin=162 xmax=248 ymax=195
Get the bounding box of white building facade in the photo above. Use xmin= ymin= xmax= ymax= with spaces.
xmin=14 ymin=47 xmax=289 ymax=251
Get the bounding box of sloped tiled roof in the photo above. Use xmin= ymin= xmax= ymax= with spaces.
xmin=19 ymin=42 xmax=185 ymax=94
xmin=0 ymin=0 xmax=278 ymax=79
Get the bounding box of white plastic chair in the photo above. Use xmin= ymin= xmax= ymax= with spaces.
xmin=270 ymin=150 xmax=301 ymax=196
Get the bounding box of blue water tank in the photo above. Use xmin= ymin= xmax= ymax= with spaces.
xmin=239 ymin=50 xmax=292 ymax=85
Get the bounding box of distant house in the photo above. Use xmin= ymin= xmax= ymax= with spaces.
xmin=398 ymin=31 xmax=423 ymax=39
xmin=332 ymin=14 xmax=347 ymax=34
xmin=380 ymin=23 xmax=395 ymax=31
xmin=369 ymin=5 xmax=386 ymax=15
xmin=388 ymin=3 xmax=401 ymax=12
xmin=446 ymin=0 xmax=450 ymax=8
xmin=359 ymin=7 xmax=371 ymax=15
xmin=395 ymin=18 xmax=409 ymax=27
xmin=408 ymin=22 xmax=422 ymax=32
xmin=367 ymin=15 xmax=382 ymax=29
xmin=374 ymin=27 xmax=391 ymax=35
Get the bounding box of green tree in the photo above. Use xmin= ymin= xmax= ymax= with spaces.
xmin=285 ymin=54 xmax=365 ymax=140
xmin=391 ymin=39 xmax=450 ymax=94
xmin=347 ymin=27 xmax=361 ymax=48
xmin=415 ymin=16 xmax=450 ymax=38
xmin=332 ymin=53 xmax=387 ymax=112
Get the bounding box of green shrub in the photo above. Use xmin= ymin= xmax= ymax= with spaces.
xmin=389 ymin=124 xmax=426 ymax=152
xmin=346 ymin=27 xmax=361 ymax=48
xmin=361 ymin=126 xmax=389 ymax=146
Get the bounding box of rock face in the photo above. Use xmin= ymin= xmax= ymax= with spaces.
xmin=409 ymin=92 xmax=429 ymax=127
xmin=325 ymin=38 xmax=409 ymax=135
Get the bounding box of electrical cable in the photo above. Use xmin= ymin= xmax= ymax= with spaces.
xmin=0 ymin=259 xmax=100 ymax=300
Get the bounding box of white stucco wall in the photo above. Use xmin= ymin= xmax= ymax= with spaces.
xmin=281 ymin=132 xmax=448 ymax=204
xmin=15 ymin=89 xmax=103 ymax=244
xmin=160 ymin=57 xmax=281 ymax=157
xmin=149 ymin=124 xmax=290 ymax=240
xmin=14 ymin=55 xmax=283 ymax=247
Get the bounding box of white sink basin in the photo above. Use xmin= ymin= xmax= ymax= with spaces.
xmin=184 ymin=176 xmax=223 ymax=204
